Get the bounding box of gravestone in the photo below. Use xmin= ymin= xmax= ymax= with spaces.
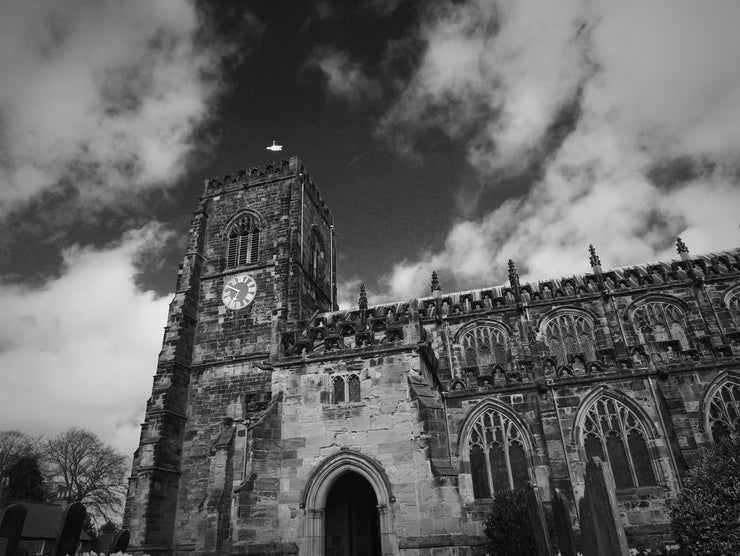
xmin=551 ymin=488 xmax=577 ymax=556
xmin=97 ymin=524 xmax=130 ymax=556
xmin=0 ymin=504 xmax=27 ymax=556
xmin=52 ymin=503 xmax=86 ymax=556
xmin=524 ymin=482 xmax=553 ymax=556
xmin=110 ymin=529 xmax=130 ymax=554
xmin=580 ymin=457 xmax=629 ymax=556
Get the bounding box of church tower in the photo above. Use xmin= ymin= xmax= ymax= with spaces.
xmin=124 ymin=157 xmax=336 ymax=555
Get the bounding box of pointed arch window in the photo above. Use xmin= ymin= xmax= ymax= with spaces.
xmin=581 ymin=396 xmax=657 ymax=489
xmin=459 ymin=325 xmax=509 ymax=370
xmin=226 ymin=213 xmax=261 ymax=268
xmin=309 ymin=229 xmax=326 ymax=284
xmin=707 ymin=380 xmax=740 ymax=443
xmin=726 ymin=289 xmax=740 ymax=328
xmin=541 ymin=311 xmax=596 ymax=366
xmin=467 ymin=408 xmax=529 ymax=499
xmin=631 ymin=300 xmax=690 ymax=351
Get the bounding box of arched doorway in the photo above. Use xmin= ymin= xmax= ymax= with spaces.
xmin=301 ymin=449 xmax=398 ymax=556
xmin=325 ymin=472 xmax=381 ymax=556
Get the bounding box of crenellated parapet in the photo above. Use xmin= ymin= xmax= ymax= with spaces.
xmin=417 ymin=248 xmax=740 ymax=321
xmin=278 ymin=302 xmax=412 ymax=358
xmin=417 ymin=247 xmax=740 ymax=395
xmin=202 ymin=156 xmax=333 ymax=225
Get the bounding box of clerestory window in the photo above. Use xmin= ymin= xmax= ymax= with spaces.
xmin=226 ymin=213 xmax=261 ymax=268
xmin=581 ymin=396 xmax=657 ymax=489
xmin=541 ymin=310 xmax=597 ymax=366
xmin=459 ymin=324 xmax=509 ymax=370
xmin=467 ymin=408 xmax=529 ymax=499
xmin=630 ymin=299 xmax=690 ymax=350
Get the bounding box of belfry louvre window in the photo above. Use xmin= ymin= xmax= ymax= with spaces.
xmin=542 ymin=311 xmax=596 ymax=365
xmin=707 ymin=380 xmax=740 ymax=443
xmin=581 ymin=396 xmax=657 ymax=489
xmin=459 ymin=325 xmax=509 ymax=369
xmin=332 ymin=374 xmax=361 ymax=404
xmin=226 ymin=214 xmax=260 ymax=268
xmin=309 ymin=230 xmax=325 ymax=284
xmin=467 ymin=409 xmax=528 ymax=499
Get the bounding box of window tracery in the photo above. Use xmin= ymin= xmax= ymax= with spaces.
xmin=459 ymin=324 xmax=509 ymax=370
xmin=541 ymin=311 xmax=596 ymax=366
xmin=631 ymin=300 xmax=690 ymax=351
xmin=580 ymin=396 xmax=657 ymax=489
xmin=466 ymin=408 xmax=529 ymax=499
xmin=226 ymin=213 xmax=261 ymax=268
xmin=707 ymin=380 xmax=740 ymax=443
xmin=726 ymin=289 xmax=740 ymax=328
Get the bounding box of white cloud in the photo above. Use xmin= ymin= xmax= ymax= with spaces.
xmin=376 ymin=0 xmax=740 ymax=299
xmin=0 ymin=224 xmax=171 ymax=457
xmin=380 ymin=0 xmax=593 ymax=171
xmin=309 ymin=48 xmax=382 ymax=104
xmin=0 ymin=0 xmax=254 ymax=217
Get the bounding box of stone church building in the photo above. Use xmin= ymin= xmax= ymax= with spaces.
xmin=124 ymin=157 xmax=740 ymax=556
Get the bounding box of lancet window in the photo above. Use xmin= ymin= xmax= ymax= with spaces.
xmin=226 ymin=213 xmax=261 ymax=268
xmin=332 ymin=374 xmax=361 ymax=404
xmin=309 ymin=229 xmax=326 ymax=284
xmin=541 ymin=311 xmax=596 ymax=366
xmin=467 ymin=408 xmax=529 ymax=499
xmin=459 ymin=325 xmax=509 ymax=370
xmin=706 ymin=380 xmax=740 ymax=443
xmin=581 ymin=396 xmax=657 ymax=489
xmin=631 ymin=300 xmax=690 ymax=350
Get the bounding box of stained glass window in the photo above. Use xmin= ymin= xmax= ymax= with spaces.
xmin=467 ymin=407 xmax=529 ymax=499
xmin=581 ymin=396 xmax=657 ymax=488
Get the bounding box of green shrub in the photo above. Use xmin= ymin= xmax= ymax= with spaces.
xmin=669 ymin=438 xmax=740 ymax=555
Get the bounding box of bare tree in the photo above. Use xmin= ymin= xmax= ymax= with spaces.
xmin=42 ymin=428 xmax=127 ymax=525
xmin=0 ymin=430 xmax=38 ymax=478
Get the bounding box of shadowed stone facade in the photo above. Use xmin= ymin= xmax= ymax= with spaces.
xmin=124 ymin=157 xmax=740 ymax=556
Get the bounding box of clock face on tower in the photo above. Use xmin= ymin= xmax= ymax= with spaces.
xmin=222 ymin=273 xmax=257 ymax=310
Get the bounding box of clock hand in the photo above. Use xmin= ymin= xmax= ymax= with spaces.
xmin=226 ymin=285 xmax=240 ymax=293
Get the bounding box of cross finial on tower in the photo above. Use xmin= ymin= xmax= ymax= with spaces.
xmin=359 ymin=283 xmax=368 ymax=310
xmin=589 ymin=244 xmax=601 ymax=267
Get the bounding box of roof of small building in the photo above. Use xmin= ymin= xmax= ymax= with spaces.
xmin=6 ymin=499 xmax=92 ymax=541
